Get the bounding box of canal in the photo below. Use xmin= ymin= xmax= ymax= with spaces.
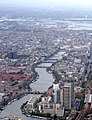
xmin=0 ymin=51 xmax=65 ymax=120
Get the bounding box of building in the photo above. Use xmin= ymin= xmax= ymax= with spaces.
xmin=25 ymin=97 xmax=37 ymax=112
xmin=53 ymin=83 xmax=63 ymax=105
xmin=38 ymin=96 xmax=64 ymax=116
xmin=5 ymin=52 xmax=18 ymax=59
xmin=84 ymin=87 xmax=92 ymax=107
xmin=84 ymin=93 xmax=92 ymax=104
xmin=63 ymin=83 xmax=75 ymax=110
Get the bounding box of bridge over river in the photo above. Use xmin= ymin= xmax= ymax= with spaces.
xmin=29 ymin=90 xmax=44 ymax=94
xmin=37 ymin=58 xmax=58 ymax=68
xmin=0 ymin=51 xmax=65 ymax=120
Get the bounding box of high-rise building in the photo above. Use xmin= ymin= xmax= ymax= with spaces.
xmin=53 ymin=84 xmax=63 ymax=105
xmin=63 ymin=83 xmax=75 ymax=110
xmin=5 ymin=52 xmax=18 ymax=59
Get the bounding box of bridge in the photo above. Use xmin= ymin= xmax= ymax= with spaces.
xmin=45 ymin=58 xmax=58 ymax=61
xmin=36 ymin=66 xmax=48 ymax=68
xmin=41 ymin=61 xmax=56 ymax=63
xmin=42 ymin=59 xmax=57 ymax=63
xmin=36 ymin=58 xmax=58 ymax=68
xmin=29 ymin=90 xmax=44 ymax=95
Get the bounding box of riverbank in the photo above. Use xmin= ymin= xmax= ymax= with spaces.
xmin=21 ymin=102 xmax=52 ymax=119
xmin=0 ymin=64 xmax=38 ymax=113
xmin=0 ymin=67 xmax=54 ymax=120
xmin=20 ymin=67 xmax=62 ymax=118
xmin=0 ymin=51 xmax=64 ymax=119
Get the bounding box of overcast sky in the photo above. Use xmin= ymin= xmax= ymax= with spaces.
xmin=1 ymin=0 xmax=92 ymax=8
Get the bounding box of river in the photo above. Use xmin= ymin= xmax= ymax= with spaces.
xmin=0 ymin=51 xmax=65 ymax=120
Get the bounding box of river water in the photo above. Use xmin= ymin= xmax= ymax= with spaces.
xmin=0 ymin=51 xmax=65 ymax=120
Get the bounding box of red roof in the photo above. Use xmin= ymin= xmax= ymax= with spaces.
xmin=0 ymin=74 xmax=31 ymax=81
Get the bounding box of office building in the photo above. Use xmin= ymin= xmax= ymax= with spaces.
xmin=63 ymin=83 xmax=75 ymax=110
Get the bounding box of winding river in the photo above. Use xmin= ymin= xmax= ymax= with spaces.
xmin=0 ymin=51 xmax=65 ymax=120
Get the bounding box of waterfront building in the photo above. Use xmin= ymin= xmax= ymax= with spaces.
xmin=53 ymin=84 xmax=59 ymax=104
xmin=25 ymin=97 xmax=37 ymax=112
xmin=53 ymin=83 xmax=63 ymax=105
xmin=38 ymin=95 xmax=64 ymax=116
xmin=63 ymin=83 xmax=75 ymax=110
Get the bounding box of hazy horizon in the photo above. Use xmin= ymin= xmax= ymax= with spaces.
xmin=0 ymin=0 xmax=92 ymax=9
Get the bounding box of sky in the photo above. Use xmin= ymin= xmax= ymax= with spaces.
xmin=0 ymin=0 xmax=92 ymax=8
